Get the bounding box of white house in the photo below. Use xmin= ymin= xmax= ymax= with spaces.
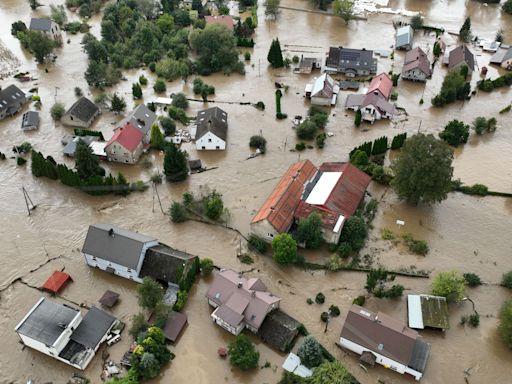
xmin=340 ymin=305 xmax=430 ymax=381
xmin=195 ymin=107 xmax=228 ymax=150
xmin=402 ymin=47 xmax=432 ymax=82
xmin=15 ymin=298 xmax=117 ymax=370
xmin=396 ymin=25 xmax=413 ymax=50
xmin=29 ymin=18 xmax=61 ymax=41
xmin=305 ymin=73 xmax=339 ymax=106
xmin=104 ymin=122 xmax=144 ymax=164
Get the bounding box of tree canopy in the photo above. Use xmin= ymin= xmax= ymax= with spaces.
xmin=459 ymin=17 xmax=472 ymax=42
xmin=297 ymin=212 xmax=323 ymax=249
xmin=391 ymin=134 xmax=454 ymax=205
xmin=309 ymin=361 xmax=353 ymax=384
xmin=264 ymin=0 xmax=280 ymax=18
xmin=228 ymin=334 xmax=260 ymax=370
xmin=75 ymin=140 xmax=105 ymax=180
xmin=333 ymin=0 xmax=355 ymax=24
xmin=439 ymin=120 xmax=470 ymax=147
xmin=137 ymin=277 xmax=164 ymax=310
xmin=431 ymin=271 xmax=465 ymax=302
xmin=163 ymin=143 xmax=188 ymax=182
xmin=297 ymin=336 xmax=323 ymax=368
xmin=267 ymin=38 xmax=284 ymax=68
xmin=499 ymin=300 xmax=512 ymax=349
xmin=272 ymin=233 xmax=297 ymax=265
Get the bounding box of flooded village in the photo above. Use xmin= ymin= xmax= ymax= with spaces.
xmin=1 ymin=0 xmax=512 ymax=383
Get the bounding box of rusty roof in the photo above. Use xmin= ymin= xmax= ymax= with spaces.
xmin=367 ymin=73 xmax=393 ymax=100
xmin=251 ymin=160 xmax=317 ymax=233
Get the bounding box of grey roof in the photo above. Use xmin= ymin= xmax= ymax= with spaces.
xmin=195 ymin=107 xmax=228 ymax=141
xmin=121 ymin=104 xmax=156 ymax=136
xmin=81 ymin=224 xmax=157 ymax=270
xmin=139 ymin=244 xmax=198 ymax=284
xmin=396 ymin=26 xmax=413 ymax=48
xmin=21 ymin=111 xmax=39 ymax=129
xmin=64 ymin=97 xmax=99 ymax=124
xmin=63 ymin=136 xmax=98 ymax=157
xmin=70 ymin=306 xmax=116 ymax=349
xmin=490 ymin=48 xmax=512 ymax=64
xmin=409 ymin=338 xmax=431 ymax=373
xmin=327 ymin=47 xmax=377 ymax=72
xmin=16 ymin=298 xmax=79 ymax=346
xmin=0 ymin=84 xmax=26 ymax=113
xmin=29 ymin=18 xmax=53 ymax=32
xmin=257 ymin=309 xmax=299 ymax=352
xmin=449 ymin=45 xmax=475 ymax=70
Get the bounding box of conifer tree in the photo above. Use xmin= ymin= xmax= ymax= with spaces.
xmin=111 ymin=93 xmax=126 ymax=113
xmin=163 ymin=143 xmax=188 ymax=182
xmin=267 ymin=38 xmax=284 ymax=68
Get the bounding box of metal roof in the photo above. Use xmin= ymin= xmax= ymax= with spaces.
xmin=15 ymin=298 xmax=79 ymax=346
xmin=396 ymin=25 xmax=413 ymax=48
xmin=21 ymin=111 xmax=39 ymax=129
xmin=305 ymin=172 xmax=342 ymax=205
xmin=29 ymin=18 xmax=53 ymax=32
xmin=64 ymin=97 xmax=99 ymax=124
xmin=41 ymin=271 xmax=72 ymax=294
xmin=119 ymin=104 xmax=156 ymax=137
xmin=195 ymin=106 xmax=228 ymax=141
xmin=408 ymin=294 xmax=450 ymax=330
xmin=70 ymin=306 xmax=116 ymax=349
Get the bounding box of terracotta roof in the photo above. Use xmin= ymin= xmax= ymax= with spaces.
xmin=367 ymin=73 xmax=393 ymax=100
xmin=448 ymin=45 xmax=475 ymax=71
xmin=106 ymin=122 xmax=144 ymax=152
xmin=41 ymin=271 xmax=72 ymax=294
xmin=251 ymin=160 xmax=317 ymax=233
xmin=205 ymin=16 xmax=234 ymax=31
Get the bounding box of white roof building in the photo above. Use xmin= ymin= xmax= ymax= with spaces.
xmin=282 ymin=353 xmax=313 ymax=378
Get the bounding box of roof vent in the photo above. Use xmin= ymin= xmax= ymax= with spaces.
xmin=58 ymin=322 xmax=67 ymax=329
xmin=108 ymin=228 xmax=115 ymax=237
xmin=377 ymin=343 xmax=384 ymax=351
xmin=237 ymin=282 xmax=243 ymax=288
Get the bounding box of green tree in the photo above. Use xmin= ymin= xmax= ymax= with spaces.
xmin=267 ymin=38 xmax=284 ymax=68
xmin=431 ymin=70 xmax=470 ymax=107
xmin=459 ymin=17 xmax=472 ymax=42
xmin=272 ymin=233 xmax=297 ymax=265
xmin=410 ymin=15 xmax=423 ymax=30
xmin=204 ymin=192 xmax=224 ymax=220
xmin=110 ymin=93 xmax=126 ymax=113
xmin=132 ymin=83 xmax=143 ymax=99
xmin=169 ymin=202 xmax=187 ymax=223
xmin=463 ymin=273 xmax=482 ymax=287
xmin=114 ymin=173 xmax=129 ymax=196
xmin=160 ymin=117 xmax=176 ymax=136
xmin=472 ymin=116 xmax=488 ymax=135
xmin=11 ymin=21 xmax=27 ymax=36
xmin=172 ymin=92 xmax=189 ymax=109
xmin=333 ymin=0 xmax=354 ymax=24
xmin=129 ymin=313 xmax=149 ymax=338
xmin=25 ymin=31 xmax=56 ymax=64
xmin=150 ymin=124 xmax=165 ymax=150
xmin=499 ymin=300 xmax=512 ymax=349
xmin=339 ymin=215 xmax=367 ymax=251
xmin=391 ymin=134 xmax=453 ymax=205
xmin=354 ymin=109 xmax=362 ymax=127
xmin=50 ymin=102 xmax=65 ymax=121
xmin=433 ymin=41 xmax=442 ymax=57
xmin=50 ymin=5 xmax=67 ymax=26
xmin=439 ymin=120 xmax=470 ymax=147
xmin=504 ymin=0 xmax=512 ymax=14
xmin=309 ymin=361 xmax=353 ymax=384
xmin=137 ymin=277 xmax=164 ymax=311
xmin=249 ymin=135 xmax=267 ymax=153
xmin=228 ymin=334 xmax=259 ymax=370
xmin=139 ymin=352 xmax=160 ymax=379
xmin=75 ymin=140 xmax=105 ymax=179
xmin=297 ymin=336 xmax=323 ymax=368
xmin=264 ymin=0 xmax=280 ymax=18
xmin=28 ymin=0 xmax=41 ymax=10
xmin=297 ymin=212 xmax=323 ymax=249
xmin=431 ymin=271 xmax=465 ymax=302
xmin=153 ymin=79 xmax=167 ymax=93
xmin=501 ymin=271 xmax=512 ymax=288
xmin=163 ymin=143 xmax=188 ymax=182
xmin=200 ymin=258 xmax=214 ymax=276
xmin=296 ymin=120 xmax=318 ymax=140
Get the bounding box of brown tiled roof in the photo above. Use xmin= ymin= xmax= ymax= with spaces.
xmin=341 ymin=305 xmax=419 ymax=366
xmin=367 ymin=73 xmax=393 ymax=100
xmin=361 ymin=92 xmax=397 ymax=115
xmin=402 ymin=47 xmax=432 ymax=76
xmin=448 ymin=45 xmax=475 ymax=71
xmin=251 ymin=160 xmax=317 ymax=233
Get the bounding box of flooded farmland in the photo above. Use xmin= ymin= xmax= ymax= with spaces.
xmin=0 ymin=0 xmax=511 ymax=383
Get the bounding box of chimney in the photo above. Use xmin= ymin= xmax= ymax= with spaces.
xmin=108 ymin=228 xmax=115 ymax=237
xmin=251 ymin=291 xmax=256 ymax=297
xmin=362 ymin=48 xmax=366 ymax=51
xmin=237 ymin=282 xmax=243 ymax=288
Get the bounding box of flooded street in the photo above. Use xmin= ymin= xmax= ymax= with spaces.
xmin=0 ymin=0 xmax=511 ymax=383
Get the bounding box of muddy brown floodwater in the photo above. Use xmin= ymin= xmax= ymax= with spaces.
xmin=1 ymin=0 xmax=511 ymax=383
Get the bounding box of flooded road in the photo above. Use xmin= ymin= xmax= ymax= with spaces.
xmin=0 ymin=0 xmax=511 ymax=383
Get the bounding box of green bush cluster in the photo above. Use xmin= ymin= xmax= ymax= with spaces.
xmin=401 ymin=233 xmax=429 ymax=255
xmin=352 ymin=296 xmax=366 ymax=306
xmin=248 ymin=234 xmax=267 ymax=253
xmin=192 ymin=78 xmax=215 ymax=101
xmin=439 ymin=119 xmax=470 ymax=147
xmin=366 ymin=269 xmax=404 ymax=299
xmin=372 ymin=136 xmax=388 ymax=155
xmin=391 ymin=132 xmax=407 ymax=149
xmin=249 ymin=135 xmax=267 ymax=153
xmin=315 ymin=292 xmax=325 ymax=304
xmin=172 ymin=290 xmax=188 ymax=312
xmin=296 ymin=107 xmax=329 ymax=140
xmin=432 ymin=68 xmax=471 ymax=107
xmin=228 ymin=334 xmax=260 ymax=370
xmin=463 ymin=273 xmax=482 ymax=287
xmin=478 ymin=73 xmax=512 ymax=92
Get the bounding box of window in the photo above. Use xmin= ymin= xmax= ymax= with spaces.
xmin=208 ymin=138 xmax=212 ymax=142
xmin=202 ymin=146 xmax=205 ymax=149
xmin=127 ymin=268 xmax=132 ymax=272
xmin=268 ymin=233 xmax=274 ymax=238
xmin=70 ymin=116 xmax=73 ymax=120
xmin=216 ymin=146 xmax=219 ymax=149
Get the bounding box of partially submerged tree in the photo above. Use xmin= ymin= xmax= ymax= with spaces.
xmin=499 ymin=300 xmax=512 ymax=349
xmin=459 ymin=17 xmax=472 ymax=42
xmin=75 ymin=140 xmax=105 ymax=179
xmin=50 ymin=103 xmax=65 ymax=121
xmin=264 ymin=0 xmax=280 ymax=19
xmin=309 ymin=361 xmax=353 ymax=384
xmin=431 ymin=271 xmax=465 ymax=303
xmin=19 ymin=31 xmax=56 ymax=64
xmin=391 ymin=134 xmax=453 ymax=205
xmin=297 ymin=212 xmax=323 ymax=249
xmin=150 ymin=124 xmax=165 ymax=150
xmin=272 ymin=233 xmax=297 ymax=265
xmin=163 ymin=143 xmax=188 ymax=182
xmin=228 ymin=334 xmax=259 ymax=370
xmin=267 ymin=38 xmax=284 ymax=68
xmin=333 ymin=0 xmax=355 ymax=24
xmin=410 ymin=15 xmax=424 ymax=30
xmin=110 ymin=93 xmax=126 ymax=113
xmin=439 ymin=120 xmax=470 ymax=147
xmin=297 ymin=336 xmax=323 ymax=368
xmin=137 ymin=277 xmax=164 ymax=311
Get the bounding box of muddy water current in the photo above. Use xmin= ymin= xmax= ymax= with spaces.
xmin=0 ymin=0 xmax=511 ymax=383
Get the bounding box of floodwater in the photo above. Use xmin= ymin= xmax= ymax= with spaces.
xmin=0 ymin=0 xmax=511 ymax=383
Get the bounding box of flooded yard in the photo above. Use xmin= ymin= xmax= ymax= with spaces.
xmin=0 ymin=0 xmax=511 ymax=383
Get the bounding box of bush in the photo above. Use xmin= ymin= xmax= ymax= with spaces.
xmin=169 ymin=202 xmax=187 ymax=223
xmin=353 ymin=296 xmax=366 ymax=306
xmin=295 ymin=142 xmax=306 ymax=151
xmin=160 ymin=117 xmax=176 ymax=136
xmin=499 ymin=300 xmax=512 ymax=349
xmin=315 ymin=292 xmax=325 ymax=304
xmin=402 ymin=233 xmax=429 ymax=255
xmin=139 ymin=74 xmax=148 ymax=85
xmin=315 ymin=132 xmax=326 ymax=149
xmin=228 ymin=334 xmax=260 ymax=370
xmin=168 ymin=106 xmax=189 ymax=125
xmin=410 ymin=15 xmax=423 ymax=30
xmin=463 ymin=273 xmax=482 ymax=287
xmin=153 ymin=79 xmax=167 ymax=93
xmin=272 ymin=233 xmax=297 ymax=264
xmin=50 ymin=102 xmax=65 ymax=121
xmin=244 ymin=51 xmax=251 ymax=61
xmin=249 ymin=135 xmax=267 ymax=154
xmin=431 ymin=271 xmax=465 ymax=302
xmin=137 ymin=277 xmax=164 ymax=311
xmin=296 ymin=120 xmax=318 ymax=140
xmin=468 ymin=313 xmax=480 ymax=327
xmin=501 ymin=271 xmax=512 ymax=288
xmin=306 ymin=298 xmax=313 ymax=305
xmin=297 ymin=336 xmax=323 ymax=368
xmin=248 ymin=234 xmax=267 ymax=253
xmin=329 ymin=305 xmax=340 ymax=317
xmin=297 ymin=212 xmax=323 ymax=249
xmin=504 ymin=0 xmax=512 ymax=14
xmin=172 ymin=92 xmax=189 ymax=109
xmin=338 ymin=242 xmax=352 ymax=258
xmin=439 ymin=120 xmax=470 ymax=147
xmin=339 ymin=215 xmax=367 ymax=252
xmin=17 ymin=157 xmax=27 ymax=166
xmin=204 ymin=191 xmax=224 ymax=220
xmin=200 ymin=258 xmax=214 ymax=276
xmin=255 ymin=101 xmax=265 ymax=110
xmin=320 ymin=312 xmax=329 ymax=323
xmin=172 ymin=290 xmax=188 ymax=312
xmin=129 ymin=313 xmax=148 ymax=339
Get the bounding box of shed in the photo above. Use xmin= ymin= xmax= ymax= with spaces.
xmin=257 ymin=309 xmax=299 ymax=352
xmin=188 ymin=159 xmax=203 ymax=171
xmin=41 ymin=271 xmax=72 ymax=294
xmin=99 ymin=290 xmax=120 ymax=308
xmin=407 ymin=294 xmax=450 ymax=330
xmin=396 ymin=25 xmax=413 ymax=50
xmin=21 ymin=111 xmax=39 ymax=130
xmin=163 ymin=311 xmax=188 ymax=343
xmin=282 ymin=353 xmax=313 ymax=378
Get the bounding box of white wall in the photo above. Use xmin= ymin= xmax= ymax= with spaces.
xmin=106 ymin=141 xmax=143 ymax=164
xmin=402 ymin=69 xmax=427 ymax=82
xmin=211 ymin=313 xmax=244 ymax=335
xmin=52 ymin=312 xmax=82 ymax=354
xmin=311 ymin=96 xmax=331 ymax=106
xmin=196 ymin=131 xmax=226 ymax=150
xmin=250 ymin=220 xmax=279 ymax=243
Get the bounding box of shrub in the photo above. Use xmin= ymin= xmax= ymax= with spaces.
xmin=354 ymin=109 xmax=362 ymax=127
xmin=501 ymin=271 xmax=512 ymax=288
xmin=200 ymin=258 xmax=214 ymax=276
xmin=328 ymin=305 xmax=340 ymax=317
xmin=204 ymin=191 xmax=224 ymax=220
xmin=172 ymin=290 xmax=188 ymax=312
xmin=431 ymin=271 xmax=465 ymax=302
xmin=249 ymin=135 xmax=267 ymax=154
xmin=326 ymin=254 xmax=342 ymax=271
xmin=160 ymin=117 xmax=176 ymax=136
xmin=402 ymin=233 xmax=429 ymax=255
xmin=504 ymin=0 xmax=512 ymax=14
xmin=463 ymin=273 xmax=482 ymax=287
xmin=296 ymin=120 xmax=318 ymax=140
xmin=172 ymin=92 xmax=189 ymax=109
xmin=439 ymin=120 xmax=470 ymax=147
xmin=297 ymin=336 xmax=323 ymax=368
xmin=295 ymin=142 xmax=306 ymax=151
xmin=499 ymin=105 xmax=511 ymax=114
xmin=244 ymin=51 xmax=251 ymax=61
xmin=137 ymin=277 xmax=164 ymax=311
xmin=228 ymin=334 xmax=260 ymax=370
xmin=306 ymin=298 xmax=314 ymax=305
xmin=315 ymin=132 xmax=326 ymax=149
xmin=168 ymin=106 xmax=189 ymax=125
xmin=129 ymin=313 xmax=148 ymax=339
xmin=499 ymin=300 xmax=512 ymax=349
xmin=169 ymin=202 xmax=187 ymax=223
xmin=297 ymin=212 xmax=323 ymax=249
xmin=153 ymin=79 xmax=166 ymax=93
xmin=255 ymin=101 xmax=265 ymax=110
xmin=248 ymin=234 xmax=267 ymax=253
xmin=339 ymin=215 xmax=367 ymax=252
xmin=410 ymin=15 xmax=423 ymax=30
xmin=272 ymin=233 xmax=297 ymax=264
xmin=320 ymin=312 xmax=329 ymax=323
xmin=353 ymin=296 xmax=365 ymax=306
xmin=139 ymin=74 xmax=148 ymax=85
xmin=338 ymin=242 xmax=352 ymax=258
xmin=50 ymin=102 xmax=65 ymax=121
xmin=315 ymin=292 xmax=325 ymax=304
xmin=17 ymin=157 xmax=27 ymax=166
xmin=240 ymin=254 xmax=254 ymax=264
xmin=468 ymin=313 xmax=480 ymax=327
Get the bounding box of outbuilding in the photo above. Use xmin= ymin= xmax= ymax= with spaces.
xmin=61 ymin=97 xmax=100 ymax=128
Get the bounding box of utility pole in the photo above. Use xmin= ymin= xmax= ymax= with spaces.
xmin=258 ymin=59 xmax=261 ymax=77
xmin=21 ymin=186 xmax=36 ymax=216
xmin=417 ymin=119 xmax=422 ymax=133
xmin=154 ymin=182 xmax=164 ymax=214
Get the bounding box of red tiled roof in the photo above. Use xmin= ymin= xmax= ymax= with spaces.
xmin=106 ymin=122 xmax=144 ymax=152
xmin=367 ymin=73 xmax=393 ymax=100
xmin=205 ymin=16 xmax=234 ymax=31
xmin=42 ymin=271 xmax=72 ymax=294
xmin=295 ymin=163 xmax=371 ymax=230
xmin=251 ymin=160 xmax=317 ymax=233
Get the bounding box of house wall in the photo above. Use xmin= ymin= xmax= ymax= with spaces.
xmin=52 ymin=312 xmax=83 ymax=353
xmin=196 ymin=131 xmax=226 ymax=150
xmin=105 ymin=141 xmax=143 ymax=164
xmin=402 ymin=69 xmax=427 ymax=82
xmin=340 ymin=337 xmax=423 ymax=381
xmin=311 ymin=96 xmax=331 ymax=106
xmin=250 ymin=220 xmax=279 ymax=243
xmin=211 ymin=312 xmax=245 ymax=335
xmin=48 ymin=22 xmax=62 ymax=40
xmin=61 ymin=110 xmax=98 ymax=128
xmin=322 ymin=229 xmax=341 ymax=245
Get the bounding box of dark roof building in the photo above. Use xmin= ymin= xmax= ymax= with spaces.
xmin=0 ymin=84 xmax=27 ymax=120
xmin=340 ymin=305 xmax=430 ymax=381
xmin=448 ymin=45 xmax=475 ymax=72
xmin=119 ymin=104 xmax=157 ymax=142
xmin=257 ymin=309 xmax=300 ymax=352
xmin=396 ymin=25 xmax=413 ymax=50
xmin=62 ymin=97 xmax=100 ymax=128
xmin=325 ymin=47 xmax=378 ymax=77
xmin=70 ymin=306 xmax=116 ymax=349
xmin=402 ymin=47 xmax=432 ymax=82
xmin=140 ymin=244 xmax=198 ymax=285
xmin=21 ymin=110 xmax=39 ymax=130
xmin=195 ymin=107 xmax=228 ymax=150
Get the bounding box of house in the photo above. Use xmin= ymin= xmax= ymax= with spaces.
xmin=305 ymin=73 xmax=339 ymax=106
xmin=0 ymin=84 xmax=27 ymax=120
xmin=29 ymin=18 xmax=61 ymax=41
xmin=82 ymin=224 xmax=198 ymax=285
xmin=118 ymin=104 xmax=157 ymax=144
xmin=195 ymin=107 xmax=228 ymax=150
xmin=446 ymin=45 xmax=475 ymax=73
xmin=251 ymin=160 xmax=370 ymax=244
xmin=402 ymin=47 xmax=432 ymax=82
xmin=206 ymin=269 xmax=280 ymax=335
xmin=407 ymin=294 xmax=450 ymax=331
xmin=63 ymin=136 xmax=100 ymax=157
xmin=295 ymin=56 xmax=322 ymax=74
xmin=490 ymin=47 xmax=512 ymax=70
xmin=258 ymin=309 xmax=300 ymax=352
xmin=205 ymin=15 xmax=234 ymax=31
xmin=105 ymin=122 xmax=144 ymax=164
xmin=479 ymin=39 xmax=501 ymax=53
xmin=340 ymin=305 xmax=431 ymax=381
xmin=325 ymin=47 xmax=378 ymax=77
xmin=282 ymin=353 xmax=313 ymax=378
xmin=15 ymin=297 xmax=117 ymax=370
xmin=345 ymin=73 xmax=398 ymax=123
xmin=21 ymin=111 xmax=39 ymax=130
xmin=396 ymin=25 xmax=413 ymax=50
xmin=61 ymin=97 xmax=100 ymax=128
